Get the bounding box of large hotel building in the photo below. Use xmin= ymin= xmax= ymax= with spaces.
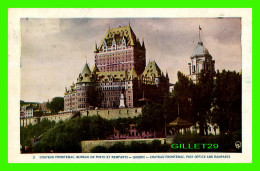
xmin=64 ymin=24 xmax=170 ymax=111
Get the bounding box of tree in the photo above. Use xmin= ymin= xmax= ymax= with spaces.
xmin=212 ymin=70 xmax=241 ymax=134
xmin=32 ymin=116 xmax=114 ymax=153
xmin=194 ymin=70 xmax=215 ymax=135
xmin=172 ymin=72 xmax=195 ymax=122
xmin=46 ymin=97 xmax=64 ymax=114
xmin=21 ymin=118 xmax=56 ymax=150
xmin=136 ymin=103 xmax=164 ymax=132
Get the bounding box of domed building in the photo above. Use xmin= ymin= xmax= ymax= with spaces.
xmin=188 ymin=41 xmax=215 ymax=83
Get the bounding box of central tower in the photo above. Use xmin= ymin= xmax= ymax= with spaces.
xmin=94 ymin=25 xmax=146 ymax=75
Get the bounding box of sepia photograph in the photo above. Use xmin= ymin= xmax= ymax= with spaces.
xmin=8 ymin=8 xmax=252 ymax=163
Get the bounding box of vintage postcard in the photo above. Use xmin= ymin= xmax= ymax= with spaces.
xmin=8 ymin=8 xmax=252 ymax=163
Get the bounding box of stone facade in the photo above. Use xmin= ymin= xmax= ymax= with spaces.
xmin=110 ymin=124 xmax=164 ymax=140
xmin=81 ymin=107 xmax=142 ymax=120
xmin=20 ymin=107 xmax=142 ymax=127
xmin=20 ymin=117 xmax=40 ymax=127
xmin=64 ymin=24 xmax=170 ymax=111
xmin=81 ymin=138 xmax=171 ymax=153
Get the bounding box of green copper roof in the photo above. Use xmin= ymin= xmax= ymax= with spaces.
xmin=98 ymin=25 xmax=137 ymax=50
xmin=97 ymin=70 xmax=127 ymax=82
xmin=142 ymin=61 xmax=162 ymax=78
xmin=81 ymin=62 xmax=91 ymax=77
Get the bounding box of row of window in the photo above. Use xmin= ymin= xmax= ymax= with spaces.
xmin=97 ymin=50 xmax=132 ymax=58
xmin=78 ymin=98 xmax=86 ymax=102
xmin=100 ymin=81 xmax=126 ymax=86
xmin=101 ymin=46 xmax=131 ymax=53
xmin=98 ymin=86 xmax=124 ymax=91
xmin=97 ymin=54 xmax=133 ymax=60
xmin=104 ymin=97 xmax=120 ymax=101
xmin=65 ymin=102 xmax=76 ymax=106
xmin=65 ymin=98 xmax=76 ymax=101
xmin=104 ymin=91 xmax=120 ymax=96
xmin=78 ymin=104 xmax=87 ymax=109
xmin=98 ymin=65 xmax=133 ymax=72
xmin=104 ymin=47 xmax=126 ymax=52
xmin=95 ymin=58 xmax=133 ymax=65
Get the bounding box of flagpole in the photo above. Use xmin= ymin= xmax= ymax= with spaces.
xmin=199 ymin=25 xmax=200 ymax=42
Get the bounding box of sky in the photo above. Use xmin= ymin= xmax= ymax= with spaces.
xmin=21 ymin=18 xmax=241 ymax=103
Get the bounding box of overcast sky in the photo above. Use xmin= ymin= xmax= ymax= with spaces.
xmin=21 ymin=18 xmax=241 ymax=103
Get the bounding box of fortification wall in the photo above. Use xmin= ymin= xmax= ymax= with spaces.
xmin=81 ymin=107 xmax=142 ymax=120
xmin=20 ymin=117 xmax=41 ymax=127
xmin=40 ymin=113 xmax=73 ymax=122
xmin=20 ymin=107 xmax=142 ymax=127
xmin=81 ymin=138 xmax=171 ymax=153
xmin=20 ymin=113 xmax=73 ymax=127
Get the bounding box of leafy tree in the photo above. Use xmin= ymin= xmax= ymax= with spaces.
xmin=194 ymin=70 xmax=215 ymax=135
xmin=33 ymin=116 xmax=114 ymax=153
xmin=212 ymin=70 xmax=241 ymax=134
xmin=171 ymin=72 xmax=195 ymax=122
xmin=46 ymin=97 xmax=64 ymax=114
xmin=21 ymin=118 xmax=56 ymax=149
xmin=136 ymin=103 xmax=164 ymax=133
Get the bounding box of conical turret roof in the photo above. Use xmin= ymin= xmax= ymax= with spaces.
xmin=91 ymin=64 xmax=99 ymax=73
xmin=81 ymin=62 xmax=91 ymax=77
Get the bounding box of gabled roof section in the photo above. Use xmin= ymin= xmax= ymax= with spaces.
xmin=97 ymin=70 xmax=127 ymax=82
xmin=80 ymin=76 xmax=92 ymax=83
xmin=98 ymin=25 xmax=137 ymax=50
xmin=142 ymin=61 xmax=162 ymax=78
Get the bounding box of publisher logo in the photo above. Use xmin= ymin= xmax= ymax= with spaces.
xmin=235 ymin=141 xmax=241 ymax=149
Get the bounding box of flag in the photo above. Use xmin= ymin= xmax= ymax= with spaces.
xmin=199 ymin=25 xmax=202 ymax=30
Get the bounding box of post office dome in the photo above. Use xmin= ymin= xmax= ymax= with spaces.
xmin=191 ymin=41 xmax=210 ymax=58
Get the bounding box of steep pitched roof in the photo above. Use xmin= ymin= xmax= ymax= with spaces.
xmin=142 ymin=61 xmax=162 ymax=78
xmin=97 ymin=70 xmax=127 ymax=82
xmin=80 ymin=76 xmax=92 ymax=82
xmin=98 ymin=25 xmax=137 ymax=50
xmin=81 ymin=62 xmax=91 ymax=77
xmin=91 ymin=64 xmax=99 ymax=73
